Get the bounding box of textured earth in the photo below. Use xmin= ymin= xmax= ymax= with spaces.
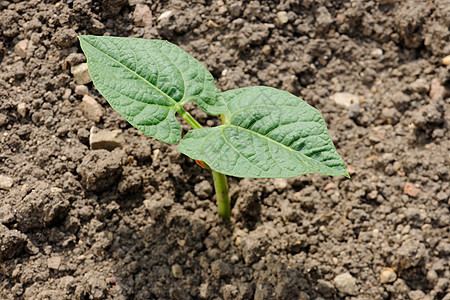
xmin=1 ymin=0 xmax=449 ymax=299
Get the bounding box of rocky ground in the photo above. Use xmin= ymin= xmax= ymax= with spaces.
xmin=0 ymin=0 xmax=449 ymax=299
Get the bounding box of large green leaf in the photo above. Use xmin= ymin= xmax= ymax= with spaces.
xmin=178 ymin=86 xmax=349 ymax=178
xmin=78 ymin=35 xmax=220 ymax=144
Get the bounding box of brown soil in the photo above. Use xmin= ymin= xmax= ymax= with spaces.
xmin=1 ymin=0 xmax=449 ymax=299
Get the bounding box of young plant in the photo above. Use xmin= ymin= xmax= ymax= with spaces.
xmin=78 ymin=36 xmax=349 ymax=219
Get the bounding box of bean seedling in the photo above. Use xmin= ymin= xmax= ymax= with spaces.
xmin=78 ymin=36 xmax=349 ymax=219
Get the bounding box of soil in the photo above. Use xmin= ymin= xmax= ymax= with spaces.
xmin=1 ymin=0 xmax=449 ymax=299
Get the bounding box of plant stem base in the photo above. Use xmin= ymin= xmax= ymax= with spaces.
xmin=212 ymin=170 xmax=231 ymax=219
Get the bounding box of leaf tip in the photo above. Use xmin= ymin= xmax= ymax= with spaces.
xmin=77 ymin=35 xmax=87 ymax=42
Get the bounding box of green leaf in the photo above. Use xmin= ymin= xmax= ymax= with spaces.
xmin=178 ymin=86 xmax=349 ymax=178
xmin=78 ymin=35 xmax=220 ymax=144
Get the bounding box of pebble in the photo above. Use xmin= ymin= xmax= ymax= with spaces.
xmin=230 ymin=254 xmax=239 ymax=264
xmin=152 ymin=149 xmax=160 ymax=161
xmin=334 ymin=272 xmax=358 ymax=295
xmin=17 ymin=103 xmax=27 ymax=118
xmin=408 ymin=290 xmax=425 ymax=300
xmin=409 ymin=78 xmax=429 ymax=93
xmin=80 ymin=95 xmax=103 ymax=122
xmin=71 ymin=63 xmax=91 ymax=85
xmin=261 ymin=45 xmax=271 ymax=56
xmin=199 ymin=283 xmax=211 ymax=299
xmin=273 ymin=178 xmax=288 ymax=192
xmin=171 ymin=264 xmax=183 ymax=279
xmin=0 ymin=175 xmax=13 ymax=190
xmin=89 ymin=127 xmax=124 ymax=151
xmin=158 ymin=11 xmax=172 ymax=21
xmin=48 ymin=256 xmax=62 ymax=270
xmin=323 ymin=182 xmax=336 ymax=191
xmin=330 ymin=92 xmax=359 ymax=108
xmin=75 ymin=85 xmax=89 ymax=96
xmin=62 ymin=88 xmax=72 ymax=100
xmin=133 ymin=4 xmax=152 ymax=27
xmin=218 ymin=6 xmax=227 ymax=15
xmin=380 ymin=267 xmax=397 ymax=283
xmin=367 ymin=190 xmax=378 ymax=200
xmin=370 ymin=48 xmax=383 ymax=57
xmin=14 ymin=40 xmax=29 ymax=58
xmin=373 ymin=228 xmax=380 ymax=238
xmin=206 ymin=19 xmax=221 ymax=28
xmin=403 ymin=182 xmax=419 ymax=197
xmin=430 ymin=78 xmax=446 ymax=99
xmin=275 ymin=11 xmax=289 ymax=27
xmin=426 ymin=269 xmax=438 ymax=285
xmin=443 ymin=55 xmax=450 ymax=66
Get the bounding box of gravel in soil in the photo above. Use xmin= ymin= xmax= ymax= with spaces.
xmin=1 ymin=0 xmax=449 ymax=299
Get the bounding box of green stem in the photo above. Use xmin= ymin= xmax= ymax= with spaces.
xmin=177 ymin=107 xmax=231 ymax=219
xmin=212 ymin=170 xmax=231 ymax=219
xmin=177 ymin=107 xmax=202 ymax=129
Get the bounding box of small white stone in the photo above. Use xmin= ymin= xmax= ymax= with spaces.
xmin=230 ymin=254 xmax=239 ymax=264
xmin=17 ymin=103 xmax=27 ymax=118
xmin=380 ymin=267 xmax=397 ymax=283
xmin=71 ymin=63 xmax=91 ymax=85
xmin=152 ymin=149 xmax=160 ymax=162
xmin=275 ymin=11 xmax=289 ymax=27
xmin=273 ymin=178 xmax=288 ymax=191
xmin=371 ymin=48 xmax=383 ymax=57
xmin=75 ymin=85 xmax=89 ymax=96
xmin=199 ymin=283 xmax=210 ymax=299
xmin=334 ymin=272 xmax=358 ymax=295
xmin=62 ymin=88 xmax=72 ymax=100
xmin=330 ymin=92 xmax=359 ymax=108
xmin=0 ymin=175 xmax=13 ymax=190
xmin=158 ymin=11 xmax=173 ymax=21
xmin=89 ymin=127 xmax=124 ymax=151
xmin=80 ymin=95 xmax=103 ymax=122
xmin=373 ymin=228 xmax=380 ymax=238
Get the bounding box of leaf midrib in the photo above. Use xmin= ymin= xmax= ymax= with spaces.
xmin=222 ymin=124 xmax=340 ymax=174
